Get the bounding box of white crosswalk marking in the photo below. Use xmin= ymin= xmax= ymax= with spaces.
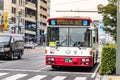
xmin=2 ymin=74 xmax=28 ymax=80
xmin=0 ymin=72 xmax=88 ymax=80
xmin=51 ymin=76 xmax=67 ymax=80
xmin=0 ymin=73 xmax=8 ymax=76
xmin=27 ymin=75 xmax=47 ymax=80
xmin=74 ymin=77 xmax=87 ymax=80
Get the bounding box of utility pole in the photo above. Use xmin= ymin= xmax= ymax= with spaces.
xmin=116 ymin=0 xmax=120 ymax=75
xmin=0 ymin=11 xmax=3 ymax=32
xmin=18 ymin=12 xmax=20 ymax=34
xmin=17 ymin=10 xmax=22 ymax=34
xmin=36 ymin=0 xmax=40 ymax=45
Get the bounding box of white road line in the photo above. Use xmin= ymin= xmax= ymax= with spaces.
xmin=0 ymin=68 xmax=40 ymax=72
xmin=27 ymin=75 xmax=47 ymax=80
xmin=0 ymin=68 xmax=93 ymax=75
xmin=38 ymin=66 xmax=50 ymax=71
xmin=26 ymin=57 xmax=43 ymax=59
xmin=0 ymin=73 xmax=8 ymax=76
xmin=2 ymin=74 xmax=28 ymax=80
xmin=74 ymin=77 xmax=87 ymax=80
xmin=51 ymin=76 xmax=67 ymax=80
xmin=91 ymin=63 xmax=100 ymax=78
xmin=0 ymin=66 xmax=49 ymax=72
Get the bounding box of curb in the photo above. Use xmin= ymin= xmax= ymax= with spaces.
xmin=95 ymin=74 xmax=120 ymax=80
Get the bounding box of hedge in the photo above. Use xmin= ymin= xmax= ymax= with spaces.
xmin=99 ymin=44 xmax=116 ymax=75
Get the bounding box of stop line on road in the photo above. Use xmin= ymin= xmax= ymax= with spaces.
xmin=0 ymin=72 xmax=88 ymax=80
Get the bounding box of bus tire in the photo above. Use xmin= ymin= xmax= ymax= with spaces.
xmin=51 ymin=65 xmax=58 ymax=69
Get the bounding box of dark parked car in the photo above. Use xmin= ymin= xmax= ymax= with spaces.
xmin=0 ymin=33 xmax=24 ymax=60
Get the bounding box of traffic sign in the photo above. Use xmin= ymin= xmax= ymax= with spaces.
xmin=3 ymin=12 xmax=8 ymax=31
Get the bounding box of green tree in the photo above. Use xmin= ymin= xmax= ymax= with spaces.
xmin=100 ymin=0 xmax=117 ymax=41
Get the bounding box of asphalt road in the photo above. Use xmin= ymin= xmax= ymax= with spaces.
xmin=0 ymin=46 xmax=101 ymax=80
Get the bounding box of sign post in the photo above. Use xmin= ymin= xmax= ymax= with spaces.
xmin=116 ymin=0 xmax=120 ymax=75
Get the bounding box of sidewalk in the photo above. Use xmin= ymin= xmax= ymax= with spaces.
xmin=24 ymin=46 xmax=45 ymax=54
xmin=95 ymin=74 xmax=120 ymax=80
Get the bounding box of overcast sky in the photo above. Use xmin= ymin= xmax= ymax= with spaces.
xmin=50 ymin=0 xmax=108 ymax=20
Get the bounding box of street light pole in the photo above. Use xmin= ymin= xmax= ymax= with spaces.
xmin=116 ymin=0 xmax=120 ymax=75
xmin=18 ymin=15 xmax=20 ymax=34
xmin=18 ymin=11 xmax=22 ymax=34
xmin=0 ymin=11 xmax=3 ymax=32
xmin=36 ymin=0 xmax=40 ymax=45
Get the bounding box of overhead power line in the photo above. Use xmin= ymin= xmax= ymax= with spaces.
xmin=53 ymin=0 xmax=88 ymax=5
xmin=56 ymin=10 xmax=99 ymax=13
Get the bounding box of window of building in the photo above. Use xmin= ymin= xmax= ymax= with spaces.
xmin=41 ymin=0 xmax=47 ymax=4
xmin=12 ymin=0 xmax=16 ymax=4
xmin=23 ymin=1 xmax=25 ymax=7
xmin=11 ymin=17 xmax=16 ymax=23
xmin=19 ymin=0 xmax=22 ymax=6
xmin=40 ymin=6 xmax=47 ymax=11
xmin=40 ymin=14 xmax=47 ymax=19
xmin=12 ymin=7 xmax=16 ymax=13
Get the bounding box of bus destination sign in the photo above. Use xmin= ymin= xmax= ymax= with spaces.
xmin=49 ymin=19 xmax=90 ymax=26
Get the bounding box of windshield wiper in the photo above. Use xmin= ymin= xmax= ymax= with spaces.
xmin=73 ymin=42 xmax=81 ymax=50
xmin=56 ymin=39 xmax=67 ymax=46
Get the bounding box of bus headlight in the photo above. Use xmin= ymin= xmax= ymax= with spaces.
xmin=82 ymin=58 xmax=89 ymax=62
xmin=86 ymin=59 xmax=89 ymax=62
xmin=51 ymin=58 xmax=55 ymax=61
xmin=48 ymin=58 xmax=55 ymax=61
xmin=82 ymin=59 xmax=85 ymax=62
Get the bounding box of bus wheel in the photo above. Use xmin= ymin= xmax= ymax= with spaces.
xmin=51 ymin=65 xmax=58 ymax=69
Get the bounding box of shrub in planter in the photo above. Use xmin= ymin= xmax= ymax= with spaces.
xmin=99 ymin=44 xmax=116 ymax=75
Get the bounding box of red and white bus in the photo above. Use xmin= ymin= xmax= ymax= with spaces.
xmin=45 ymin=16 xmax=98 ymax=69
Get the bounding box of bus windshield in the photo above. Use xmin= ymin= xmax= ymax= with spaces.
xmin=0 ymin=36 xmax=10 ymax=42
xmin=47 ymin=27 xmax=92 ymax=47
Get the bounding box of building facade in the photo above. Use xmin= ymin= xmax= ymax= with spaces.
xmin=0 ymin=0 xmax=50 ymax=44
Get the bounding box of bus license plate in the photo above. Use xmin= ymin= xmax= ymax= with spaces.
xmin=64 ymin=58 xmax=72 ymax=62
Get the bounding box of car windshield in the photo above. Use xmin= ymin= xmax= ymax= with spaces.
xmin=0 ymin=36 xmax=10 ymax=42
xmin=47 ymin=27 xmax=92 ymax=47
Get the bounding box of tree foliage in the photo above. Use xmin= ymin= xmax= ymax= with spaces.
xmin=101 ymin=0 xmax=117 ymax=40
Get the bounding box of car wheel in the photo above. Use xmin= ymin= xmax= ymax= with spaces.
xmin=18 ymin=52 xmax=22 ymax=59
xmin=9 ymin=52 xmax=14 ymax=60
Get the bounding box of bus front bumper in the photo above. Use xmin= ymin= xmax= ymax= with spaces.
xmin=46 ymin=55 xmax=93 ymax=67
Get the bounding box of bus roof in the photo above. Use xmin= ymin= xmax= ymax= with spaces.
xmin=47 ymin=16 xmax=92 ymax=23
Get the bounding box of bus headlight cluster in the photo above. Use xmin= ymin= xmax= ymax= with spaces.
xmin=82 ymin=58 xmax=89 ymax=62
xmin=48 ymin=57 xmax=55 ymax=61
